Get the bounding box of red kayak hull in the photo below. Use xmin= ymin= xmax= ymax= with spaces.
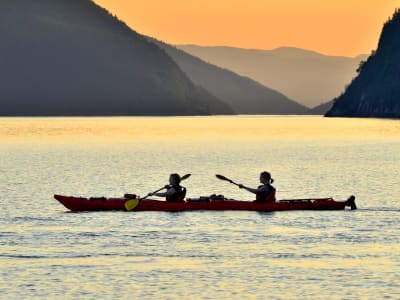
xmin=54 ymin=195 xmax=356 ymax=212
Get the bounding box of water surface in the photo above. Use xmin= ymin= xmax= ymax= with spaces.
xmin=1 ymin=116 xmax=399 ymax=299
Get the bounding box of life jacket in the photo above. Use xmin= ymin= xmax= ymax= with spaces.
xmin=166 ymin=185 xmax=186 ymax=202
xmin=255 ymin=184 xmax=276 ymax=203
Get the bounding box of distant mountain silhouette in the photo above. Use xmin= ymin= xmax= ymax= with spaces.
xmin=307 ymin=101 xmax=334 ymax=115
xmin=153 ymin=40 xmax=307 ymax=114
xmin=178 ymin=45 xmax=367 ymax=109
xmin=326 ymin=9 xmax=400 ymax=118
xmin=0 ymin=0 xmax=232 ymax=116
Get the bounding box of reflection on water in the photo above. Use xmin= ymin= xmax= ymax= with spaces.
xmin=1 ymin=116 xmax=400 ymax=143
xmin=0 ymin=116 xmax=399 ymax=299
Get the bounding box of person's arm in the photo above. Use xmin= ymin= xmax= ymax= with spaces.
xmin=238 ymin=184 xmax=264 ymax=194
xmin=153 ymin=192 xmax=167 ymax=197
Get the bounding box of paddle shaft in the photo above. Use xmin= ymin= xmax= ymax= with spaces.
xmin=227 ymin=180 xmax=241 ymax=187
xmin=140 ymin=186 xmax=166 ymax=200
xmin=215 ymin=174 xmax=241 ymax=187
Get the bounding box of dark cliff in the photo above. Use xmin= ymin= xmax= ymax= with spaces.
xmin=326 ymin=9 xmax=400 ymax=118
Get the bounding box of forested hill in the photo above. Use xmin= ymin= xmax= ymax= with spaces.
xmin=153 ymin=39 xmax=308 ymax=115
xmin=0 ymin=0 xmax=232 ymax=116
xmin=326 ymin=9 xmax=400 ymax=118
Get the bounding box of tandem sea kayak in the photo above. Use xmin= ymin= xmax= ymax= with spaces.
xmin=54 ymin=194 xmax=357 ymax=212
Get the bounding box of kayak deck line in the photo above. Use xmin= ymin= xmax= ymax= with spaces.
xmin=54 ymin=194 xmax=357 ymax=212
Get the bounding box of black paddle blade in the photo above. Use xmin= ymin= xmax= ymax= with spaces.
xmin=216 ymin=174 xmax=229 ymax=181
xmin=181 ymin=173 xmax=191 ymax=181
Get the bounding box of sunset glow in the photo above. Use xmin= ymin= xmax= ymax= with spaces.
xmin=94 ymin=0 xmax=399 ymax=56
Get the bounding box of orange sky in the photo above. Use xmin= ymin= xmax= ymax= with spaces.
xmin=94 ymin=0 xmax=399 ymax=56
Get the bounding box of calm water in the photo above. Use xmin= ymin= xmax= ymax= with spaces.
xmin=1 ymin=116 xmax=399 ymax=299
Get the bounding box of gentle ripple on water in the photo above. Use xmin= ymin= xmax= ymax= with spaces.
xmin=0 ymin=116 xmax=399 ymax=299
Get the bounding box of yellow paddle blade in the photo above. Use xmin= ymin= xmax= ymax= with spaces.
xmin=124 ymin=199 xmax=139 ymax=211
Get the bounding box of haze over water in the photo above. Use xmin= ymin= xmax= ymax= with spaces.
xmin=1 ymin=116 xmax=399 ymax=299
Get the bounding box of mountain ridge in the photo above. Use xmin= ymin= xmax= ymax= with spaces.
xmin=177 ymin=44 xmax=367 ymax=108
xmin=179 ymin=45 xmax=364 ymax=59
xmin=153 ymin=40 xmax=308 ymax=114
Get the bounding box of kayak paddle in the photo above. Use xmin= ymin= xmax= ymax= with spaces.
xmin=215 ymin=174 xmax=241 ymax=187
xmin=124 ymin=173 xmax=191 ymax=211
